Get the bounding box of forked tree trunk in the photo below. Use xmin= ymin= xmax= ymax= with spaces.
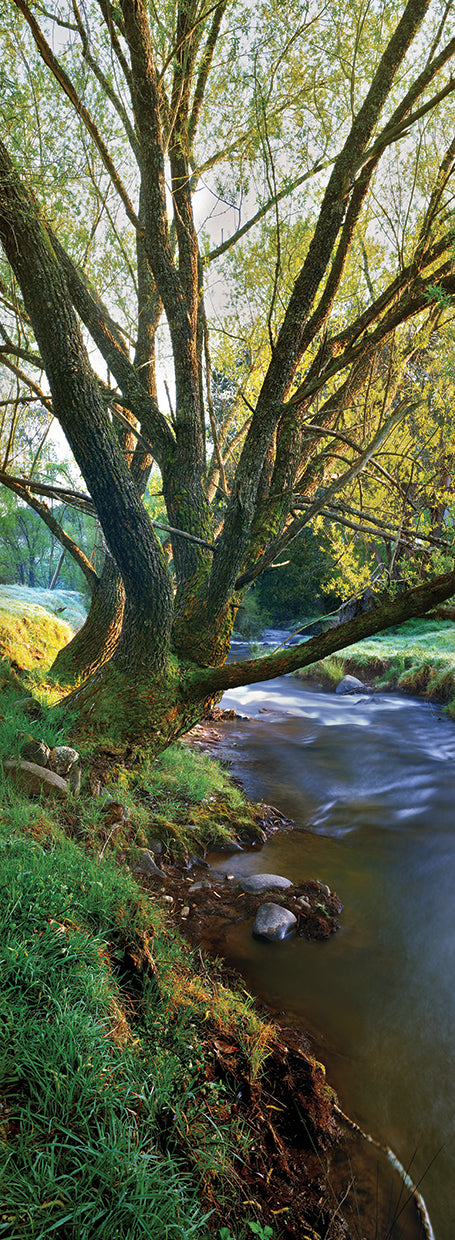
xmin=50 ymin=556 xmax=125 ymax=684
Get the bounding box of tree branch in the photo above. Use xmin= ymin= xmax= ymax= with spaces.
xmin=12 ymin=0 xmax=142 ymax=233
xmin=0 ymin=471 xmax=98 ymax=590
xmin=192 ymin=564 xmax=455 ymax=695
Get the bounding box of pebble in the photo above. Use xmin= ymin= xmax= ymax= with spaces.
xmin=296 ymin=897 xmax=312 ymax=911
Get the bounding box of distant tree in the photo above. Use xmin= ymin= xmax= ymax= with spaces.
xmin=254 ymin=530 xmax=341 ymax=627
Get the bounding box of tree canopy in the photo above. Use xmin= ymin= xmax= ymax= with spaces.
xmin=0 ymin=0 xmax=455 ymax=744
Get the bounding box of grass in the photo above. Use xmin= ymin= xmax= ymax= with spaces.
xmin=0 ymin=659 xmax=279 ymax=1240
xmin=296 ymin=616 xmax=455 ymax=714
xmin=0 ymin=585 xmax=87 ymax=632
xmin=134 ymin=745 xmax=262 ymax=859
xmin=0 ymin=768 xmax=273 ymax=1239
xmin=0 ymin=585 xmax=87 ymax=673
xmin=0 ymin=831 xmax=210 ymax=1239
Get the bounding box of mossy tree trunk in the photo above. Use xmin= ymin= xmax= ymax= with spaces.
xmin=50 ymin=556 xmax=125 ymax=684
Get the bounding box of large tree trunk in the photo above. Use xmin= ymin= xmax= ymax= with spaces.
xmin=0 ymin=141 xmax=174 ymax=680
xmin=50 ymin=556 xmax=125 ymax=684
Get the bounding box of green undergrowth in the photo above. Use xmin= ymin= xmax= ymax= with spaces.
xmin=296 ymin=617 xmax=455 ymax=715
xmin=0 ymin=827 xmax=270 ymax=1239
xmin=0 ymin=662 xmax=279 ymax=1239
xmin=130 ymin=744 xmax=263 ymax=860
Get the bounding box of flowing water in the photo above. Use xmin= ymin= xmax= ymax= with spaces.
xmin=208 ymin=667 xmax=455 ymax=1240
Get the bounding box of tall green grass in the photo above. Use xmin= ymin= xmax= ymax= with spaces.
xmin=0 ymin=826 xmax=252 ymax=1237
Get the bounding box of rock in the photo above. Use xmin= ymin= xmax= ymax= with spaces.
xmin=335 ymin=674 xmax=367 ymax=695
xmin=147 ymin=838 xmax=162 ymax=855
xmin=318 ymin=883 xmax=331 ymax=898
xmin=13 ymin=696 xmax=43 ymax=718
xmin=211 ymin=837 xmax=243 ymax=852
xmin=296 ymin=896 xmax=312 ymax=911
xmin=253 ymin=903 xmax=297 ymax=941
xmin=19 ymin=735 xmax=51 ymax=766
xmin=188 ymin=880 xmax=212 ymax=893
xmin=4 ymin=759 xmax=68 ymax=798
xmin=181 ymin=906 xmax=190 ymax=918
xmin=240 ymin=872 xmax=292 ymax=894
xmin=133 ymin=849 xmax=165 ymax=879
xmin=48 ymin=745 xmax=80 ymax=776
xmin=68 ymin=763 xmax=82 ymax=794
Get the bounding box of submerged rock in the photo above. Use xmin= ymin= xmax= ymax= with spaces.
xmin=253 ymin=903 xmax=297 ymax=941
xmin=240 ymin=872 xmax=292 ymax=894
xmin=335 ymin=674 xmax=367 ymax=695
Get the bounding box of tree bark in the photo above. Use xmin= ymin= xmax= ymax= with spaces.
xmin=50 ymin=555 xmax=125 ymax=684
xmin=0 ymin=141 xmax=174 ymax=675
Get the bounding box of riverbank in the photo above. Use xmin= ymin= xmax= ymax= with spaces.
xmin=292 ymin=615 xmax=455 ymax=714
xmin=0 ymin=659 xmax=366 ymax=1240
xmin=1 ymin=593 xmax=447 ymax=1239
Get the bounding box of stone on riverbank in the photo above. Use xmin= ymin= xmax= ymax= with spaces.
xmin=240 ymin=873 xmax=292 ymax=894
xmin=4 ymin=758 xmax=68 ymax=798
xmin=133 ymin=849 xmax=166 ymax=879
xmin=253 ymin=903 xmax=297 ymax=941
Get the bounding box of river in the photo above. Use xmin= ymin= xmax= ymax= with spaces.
xmin=208 ymin=666 xmax=455 ymax=1240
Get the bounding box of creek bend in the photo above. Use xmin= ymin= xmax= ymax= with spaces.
xmin=207 ymin=667 xmax=455 ymax=1240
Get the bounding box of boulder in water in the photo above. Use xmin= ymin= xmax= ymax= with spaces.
xmin=335 ymin=674 xmax=367 ymax=695
xmin=253 ymin=903 xmax=297 ymax=941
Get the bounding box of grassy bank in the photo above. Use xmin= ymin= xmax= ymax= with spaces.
xmin=295 ymin=616 xmax=455 ymax=714
xmin=0 ymin=656 xmax=344 ymax=1240
xmin=0 ymin=586 xmax=87 ymax=672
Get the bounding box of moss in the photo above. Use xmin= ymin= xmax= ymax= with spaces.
xmin=0 ymin=602 xmax=73 ymax=671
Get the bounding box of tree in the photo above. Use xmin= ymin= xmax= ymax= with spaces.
xmin=0 ymin=0 xmax=455 ymax=747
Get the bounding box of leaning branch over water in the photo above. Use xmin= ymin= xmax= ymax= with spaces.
xmin=192 ymin=566 xmax=455 ymax=695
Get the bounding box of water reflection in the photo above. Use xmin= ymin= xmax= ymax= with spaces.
xmin=210 ymin=677 xmax=455 ymax=1240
